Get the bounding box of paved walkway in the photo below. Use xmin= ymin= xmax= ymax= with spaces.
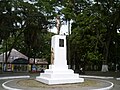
xmin=0 ymin=71 xmax=120 ymax=78
xmin=84 ymin=71 xmax=120 ymax=78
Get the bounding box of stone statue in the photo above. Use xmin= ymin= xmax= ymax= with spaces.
xmin=51 ymin=47 xmax=54 ymax=64
xmin=56 ymin=15 xmax=61 ymax=35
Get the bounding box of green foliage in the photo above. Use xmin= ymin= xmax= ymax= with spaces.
xmin=87 ymin=51 xmax=103 ymax=61
xmin=61 ymin=0 xmax=120 ymax=70
xmin=0 ymin=0 xmax=56 ymax=62
xmin=0 ymin=0 xmax=120 ymax=69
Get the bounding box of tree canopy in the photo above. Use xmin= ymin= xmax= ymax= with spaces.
xmin=61 ymin=0 xmax=120 ymax=70
xmin=0 ymin=0 xmax=120 ymax=71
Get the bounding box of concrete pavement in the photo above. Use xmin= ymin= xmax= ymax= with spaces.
xmin=0 ymin=71 xmax=120 ymax=78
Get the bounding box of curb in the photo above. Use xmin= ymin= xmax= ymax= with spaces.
xmin=116 ymin=78 xmax=120 ymax=80
xmin=92 ymin=80 xmax=114 ymax=90
xmin=2 ymin=80 xmax=22 ymax=90
xmin=2 ymin=76 xmax=30 ymax=90
xmin=79 ymin=75 xmax=114 ymax=90
xmin=0 ymin=76 xmax=30 ymax=80
xmin=80 ymin=75 xmax=114 ymax=79
xmin=2 ymin=77 xmax=114 ymax=90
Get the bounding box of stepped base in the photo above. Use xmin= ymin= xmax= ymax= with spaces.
xmin=36 ymin=77 xmax=84 ymax=85
xmin=36 ymin=69 xmax=84 ymax=85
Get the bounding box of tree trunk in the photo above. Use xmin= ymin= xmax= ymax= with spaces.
xmin=5 ymin=30 xmax=24 ymax=63
xmin=101 ymin=28 xmax=112 ymax=72
xmin=68 ymin=20 xmax=71 ymax=68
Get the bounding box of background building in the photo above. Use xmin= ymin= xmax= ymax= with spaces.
xmin=0 ymin=49 xmax=48 ymax=72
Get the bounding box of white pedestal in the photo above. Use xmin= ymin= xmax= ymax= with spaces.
xmin=36 ymin=35 xmax=84 ymax=85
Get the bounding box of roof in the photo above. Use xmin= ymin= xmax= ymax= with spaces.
xmin=0 ymin=48 xmax=28 ymax=63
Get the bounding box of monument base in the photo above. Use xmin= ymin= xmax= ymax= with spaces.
xmin=36 ymin=35 xmax=84 ymax=85
xmin=36 ymin=65 xmax=84 ymax=85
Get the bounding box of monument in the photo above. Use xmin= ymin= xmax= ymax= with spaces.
xmin=36 ymin=16 xmax=84 ymax=85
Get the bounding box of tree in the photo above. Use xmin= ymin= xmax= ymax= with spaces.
xmin=0 ymin=0 xmax=58 ymax=65
xmin=92 ymin=0 xmax=120 ymax=66
xmin=61 ymin=0 xmax=120 ymax=71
